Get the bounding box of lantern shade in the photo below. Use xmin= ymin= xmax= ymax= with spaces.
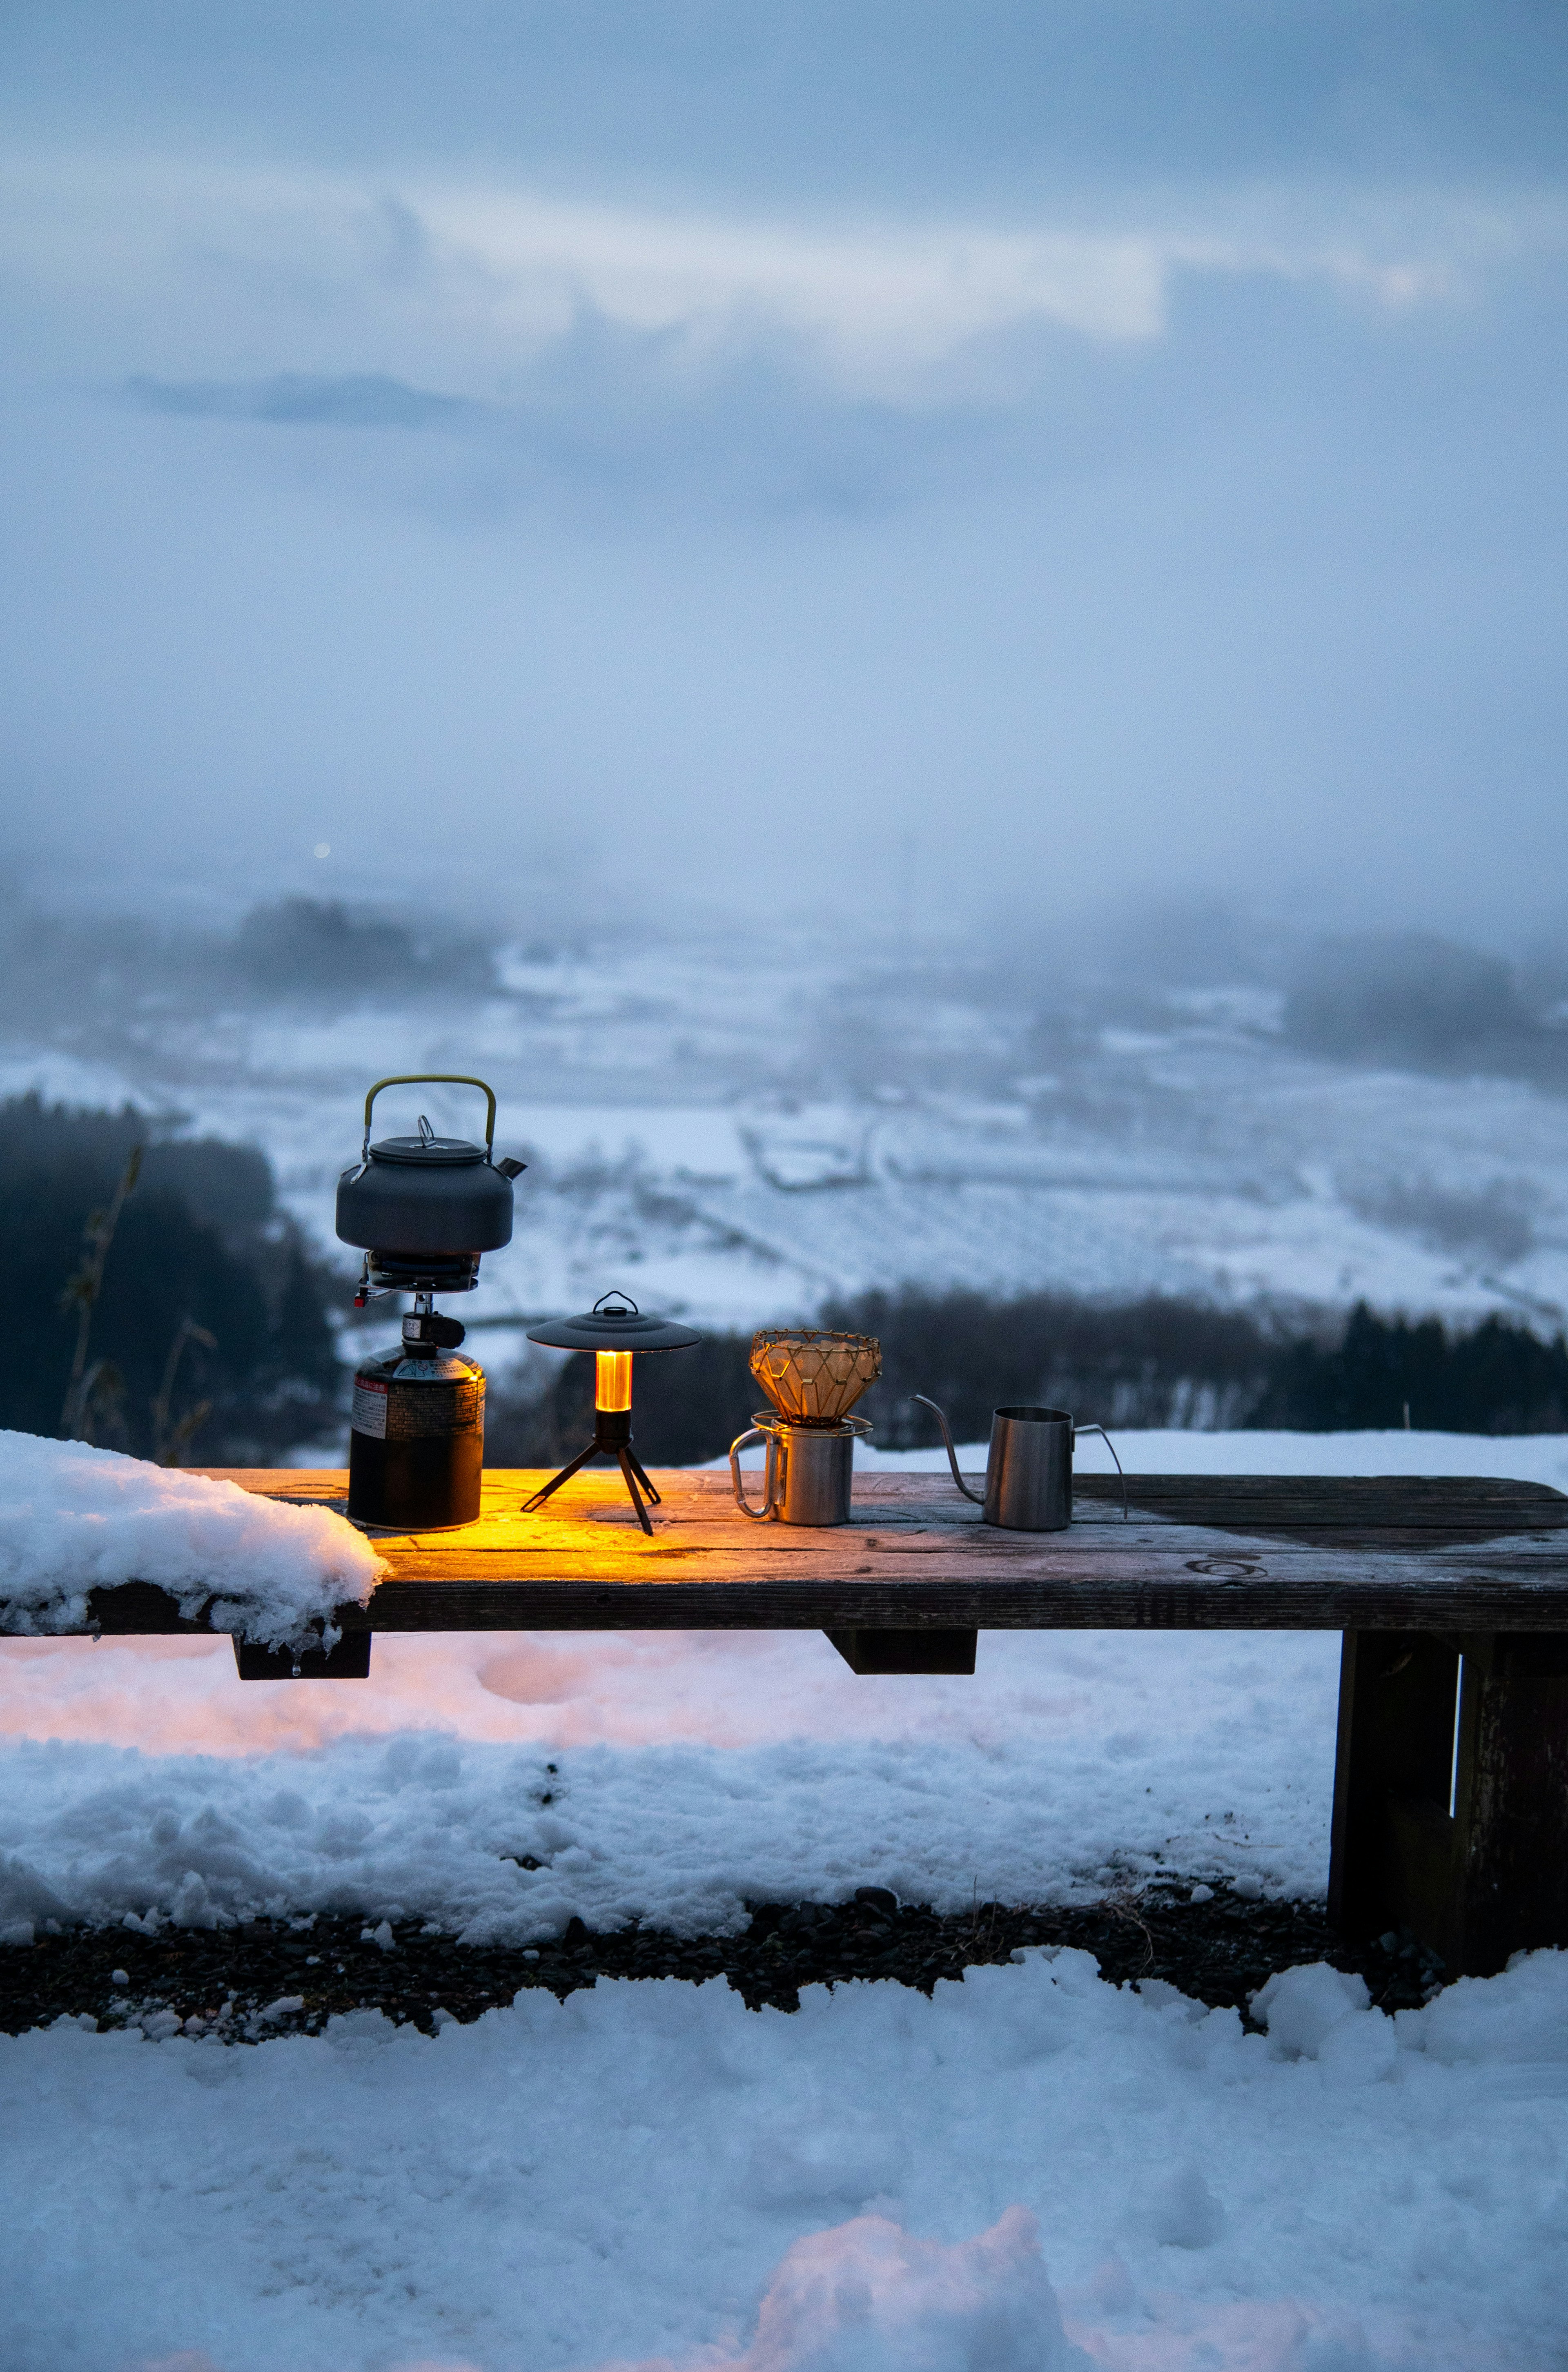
xmin=751 ymin=1328 xmax=880 ymax=1425
xmin=527 ymin=1295 xmax=700 ymax=1353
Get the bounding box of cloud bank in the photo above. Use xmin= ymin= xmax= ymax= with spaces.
xmin=1 ymin=7 xmax=1566 ymax=933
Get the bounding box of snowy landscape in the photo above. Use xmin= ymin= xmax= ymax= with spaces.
xmin=12 ymin=1940 xmax=1568 ymax=2372
xmin=7 ymin=925 xmax=1568 ymax=1358
xmin=7 ymin=0 xmax=1568 ymax=2360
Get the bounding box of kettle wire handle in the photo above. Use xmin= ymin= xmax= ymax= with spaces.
xmin=910 ymin=1395 xmax=985 ymax=1504
xmin=362 ymin=1076 xmax=498 ymax=1161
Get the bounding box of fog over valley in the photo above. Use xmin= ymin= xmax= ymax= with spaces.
xmin=2 ymin=3 xmax=1567 ymax=934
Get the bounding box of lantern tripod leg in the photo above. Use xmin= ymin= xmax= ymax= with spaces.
xmin=521 ymin=1437 xmax=599 ymax=1514
xmin=624 ymin=1448 xmax=661 ymax=1507
xmin=617 ymin=1448 xmax=655 ymax=1535
xmin=520 ymin=1399 xmax=659 ymax=1533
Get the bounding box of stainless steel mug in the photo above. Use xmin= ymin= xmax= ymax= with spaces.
xmin=913 ymin=1396 xmax=1127 ymax=1530
xmin=729 ymin=1414 xmax=871 ymax=1525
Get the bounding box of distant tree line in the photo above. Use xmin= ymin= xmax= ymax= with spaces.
xmin=230 ymin=899 xmax=495 ymax=1000
xmin=0 ymin=892 xmax=497 ymax=1028
xmin=1281 ymin=932 xmax=1568 ymax=1086
xmin=2 ymin=1095 xmax=341 ymax=1464
xmin=485 ymin=1287 xmax=1568 ymax=1465
xmin=1249 ymin=1302 xmax=1568 ymax=1435
xmin=828 ymin=1289 xmax=1271 ymax=1441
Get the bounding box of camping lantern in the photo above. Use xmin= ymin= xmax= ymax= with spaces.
xmin=522 ymin=1292 xmax=700 ymax=1534
xmin=336 ymin=1074 xmax=526 ymax=1530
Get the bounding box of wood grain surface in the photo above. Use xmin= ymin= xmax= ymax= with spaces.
xmin=74 ymin=1468 xmax=1568 ymax=1637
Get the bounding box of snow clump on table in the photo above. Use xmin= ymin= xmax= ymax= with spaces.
xmin=0 ymin=1431 xmax=379 ymax=1650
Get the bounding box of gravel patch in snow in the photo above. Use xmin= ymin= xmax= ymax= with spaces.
xmin=0 ymin=1891 xmax=1446 ymax=2040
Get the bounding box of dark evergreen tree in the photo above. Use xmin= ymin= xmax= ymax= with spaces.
xmin=1250 ymin=1302 xmax=1568 ymax=1434
xmin=0 ymin=1094 xmax=342 ymax=1463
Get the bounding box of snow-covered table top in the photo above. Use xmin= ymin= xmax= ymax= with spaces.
xmin=77 ymin=1467 xmax=1568 ymax=1637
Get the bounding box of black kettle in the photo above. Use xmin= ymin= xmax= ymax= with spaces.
xmin=336 ymin=1074 xmax=525 ymax=1299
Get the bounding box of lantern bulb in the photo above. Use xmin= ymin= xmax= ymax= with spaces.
xmin=595 ymin=1350 xmax=632 ymax=1412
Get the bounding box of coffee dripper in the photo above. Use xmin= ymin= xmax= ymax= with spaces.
xmin=729 ymin=1329 xmax=880 ymax=1526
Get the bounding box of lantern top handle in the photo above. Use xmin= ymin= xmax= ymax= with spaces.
xmin=362 ymin=1075 xmax=497 ymax=1160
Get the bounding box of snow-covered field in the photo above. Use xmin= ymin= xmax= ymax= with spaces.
xmin=2 ymin=1428 xmax=1566 ymax=2368
xmin=7 ymin=933 xmax=1568 ymax=1337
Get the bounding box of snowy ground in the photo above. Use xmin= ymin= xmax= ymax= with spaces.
xmin=8 ymin=1947 xmax=1568 ymax=2370
xmin=4 ymin=1428 xmax=1566 ymax=2368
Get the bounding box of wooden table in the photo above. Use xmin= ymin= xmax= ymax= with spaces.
xmin=82 ymin=1467 xmax=1568 ymax=1978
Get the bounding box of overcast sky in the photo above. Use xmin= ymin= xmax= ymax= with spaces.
xmin=2 ymin=3 xmax=1566 ymax=945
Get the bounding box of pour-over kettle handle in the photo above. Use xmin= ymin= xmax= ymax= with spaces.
xmin=910 ymin=1396 xmax=985 ymax=1503
xmin=361 ymin=1076 xmax=498 ymax=1160
xmin=1071 ymin=1423 xmax=1129 ymax=1519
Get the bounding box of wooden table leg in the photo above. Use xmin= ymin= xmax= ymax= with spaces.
xmin=1329 ymin=1629 xmax=1568 ymax=1973
xmin=232 ymin=1633 xmax=374 ymax=1681
xmin=1329 ymin=1629 xmax=1459 ymax=1958
xmin=1448 ymin=1632 xmax=1568 ymax=1973
xmin=824 ymin=1629 xmax=978 ymax=1675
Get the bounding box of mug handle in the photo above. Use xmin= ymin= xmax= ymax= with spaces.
xmin=729 ymin=1428 xmax=778 ymax=1521
xmin=1073 ymin=1423 xmax=1129 ymax=1519
xmin=911 ymin=1396 xmax=984 ymax=1504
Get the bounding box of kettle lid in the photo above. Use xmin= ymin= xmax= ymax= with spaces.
xmin=369 ymin=1114 xmax=486 ymax=1167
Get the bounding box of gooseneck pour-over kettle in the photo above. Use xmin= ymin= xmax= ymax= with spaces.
xmin=336 ymin=1075 xmax=526 ymax=1531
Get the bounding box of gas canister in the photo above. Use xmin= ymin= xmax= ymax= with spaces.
xmin=349 ymin=1310 xmax=486 ymax=1530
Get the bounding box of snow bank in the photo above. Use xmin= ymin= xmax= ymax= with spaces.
xmin=0 ymin=1431 xmax=379 ymax=1650
xmin=0 ymin=1637 xmax=1332 ymax=1939
xmin=6 ymin=1947 xmax=1566 ymax=2371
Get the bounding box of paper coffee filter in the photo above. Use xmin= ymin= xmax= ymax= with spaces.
xmin=750 ymin=1329 xmax=882 ymax=1425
